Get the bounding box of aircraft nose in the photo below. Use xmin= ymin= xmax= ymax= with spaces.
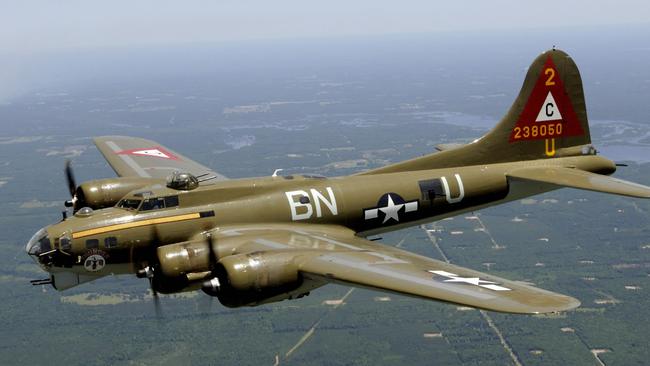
xmin=26 ymin=227 xmax=51 ymax=258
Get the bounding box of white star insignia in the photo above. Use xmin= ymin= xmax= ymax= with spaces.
xmin=443 ymin=276 xmax=484 ymax=286
xmin=379 ymin=194 xmax=403 ymax=223
xmin=428 ymin=270 xmax=511 ymax=291
xmin=363 ymin=194 xmax=418 ymax=223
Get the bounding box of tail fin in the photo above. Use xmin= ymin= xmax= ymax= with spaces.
xmin=361 ymin=49 xmax=593 ymax=175
xmin=479 ymin=48 xmax=591 ymax=159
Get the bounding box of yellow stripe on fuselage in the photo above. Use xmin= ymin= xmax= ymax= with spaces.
xmin=72 ymin=212 xmax=201 ymax=239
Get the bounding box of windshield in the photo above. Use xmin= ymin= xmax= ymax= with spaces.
xmin=116 ymin=198 xmax=142 ymax=210
xmin=139 ymin=196 xmax=179 ymax=212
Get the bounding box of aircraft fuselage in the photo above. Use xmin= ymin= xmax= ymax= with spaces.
xmin=29 ymin=154 xmax=615 ymax=286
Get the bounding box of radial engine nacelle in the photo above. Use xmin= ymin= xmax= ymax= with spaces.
xmin=71 ymin=177 xmax=162 ymax=211
xmin=155 ymin=241 xmax=306 ymax=307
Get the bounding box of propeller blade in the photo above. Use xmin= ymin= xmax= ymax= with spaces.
xmin=150 ymin=226 xmax=164 ymax=319
xmin=148 ymin=276 xmax=163 ymax=319
xmin=64 ymin=160 xmax=77 ymax=198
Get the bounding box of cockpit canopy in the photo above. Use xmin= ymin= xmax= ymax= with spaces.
xmin=117 ymin=198 xmax=141 ymax=210
xmin=116 ymin=195 xmax=179 ymax=212
xmin=26 ymin=227 xmax=50 ymax=256
xmin=166 ymin=172 xmax=199 ymax=191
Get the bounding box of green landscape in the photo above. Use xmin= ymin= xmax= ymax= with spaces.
xmin=1 ymin=31 xmax=650 ymax=365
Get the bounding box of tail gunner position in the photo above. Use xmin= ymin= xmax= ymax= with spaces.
xmin=26 ymin=49 xmax=650 ymax=314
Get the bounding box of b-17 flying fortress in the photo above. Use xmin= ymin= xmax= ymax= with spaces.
xmin=26 ymin=49 xmax=650 ymax=314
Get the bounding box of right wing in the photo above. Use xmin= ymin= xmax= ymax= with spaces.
xmin=94 ymin=136 xmax=227 ymax=183
xmin=507 ymin=166 xmax=650 ymax=198
xmin=215 ymin=225 xmax=580 ymax=314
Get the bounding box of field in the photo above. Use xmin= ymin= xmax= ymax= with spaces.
xmin=1 ymin=31 xmax=649 ymax=365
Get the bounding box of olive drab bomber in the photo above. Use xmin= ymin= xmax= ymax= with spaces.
xmin=26 ymin=49 xmax=650 ymax=314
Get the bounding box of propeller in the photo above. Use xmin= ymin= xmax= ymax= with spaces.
xmin=149 ymin=275 xmax=162 ymax=319
xmin=63 ymin=160 xmax=82 ymax=210
xmin=137 ymin=263 xmax=163 ymax=319
xmin=138 ymin=229 xmax=220 ymax=316
xmin=64 ymin=160 xmax=77 ymax=198
xmin=149 ymin=226 xmax=164 ymax=319
xmin=136 ymin=226 xmax=164 ymax=319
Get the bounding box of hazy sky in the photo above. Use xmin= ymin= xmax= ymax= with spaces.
xmin=3 ymin=0 xmax=650 ymax=53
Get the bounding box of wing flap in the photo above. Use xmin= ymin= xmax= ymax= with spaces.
xmin=94 ymin=136 xmax=227 ymax=183
xmin=507 ymin=166 xmax=650 ymax=198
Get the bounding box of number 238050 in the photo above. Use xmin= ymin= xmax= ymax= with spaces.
xmin=513 ymin=123 xmax=562 ymax=139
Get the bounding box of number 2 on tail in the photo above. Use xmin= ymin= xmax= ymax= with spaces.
xmin=545 ymin=68 xmax=556 ymax=86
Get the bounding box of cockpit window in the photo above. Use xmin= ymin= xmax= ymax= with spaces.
xmin=60 ymin=236 xmax=71 ymax=251
xmin=164 ymin=196 xmax=179 ymax=208
xmin=28 ymin=234 xmax=51 ymax=255
xmin=141 ymin=197 xmax=164 ymax=211
xmin=140 ymin=196 xmax=179 ymax=211
xmin=117 ymin=199 xmax=142 ymax=210
xmin=39 ymin=236 xmax=52 ymax=252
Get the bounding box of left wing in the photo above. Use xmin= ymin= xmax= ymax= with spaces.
xmin=214 ymin=225 xmax=580 ymax=314
xmin=94 ymin=136 xmax=227 ymax=183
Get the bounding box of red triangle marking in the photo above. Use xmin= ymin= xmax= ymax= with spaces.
xmin=116 ymin=146 xmax=179 ymax=160
xmin=509 ymin=55 xmax=584 ymax=142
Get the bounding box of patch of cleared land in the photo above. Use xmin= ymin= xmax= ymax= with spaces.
xmin=324 ymin=159 xmax=367 ymax=169
xmin=60 ymin=293 xmax=141 ymax=306
xmin=20 ymin=200 xmax=60 ymax=209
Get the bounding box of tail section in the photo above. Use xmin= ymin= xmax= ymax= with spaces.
xmin=361 ymin=49 xmax=593 ymax=175
xmin=482 ymin=48 xmax=590 ymax=159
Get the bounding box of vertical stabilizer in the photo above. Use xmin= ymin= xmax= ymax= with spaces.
xmin=360 ymin=49 xmax=593 ymax=175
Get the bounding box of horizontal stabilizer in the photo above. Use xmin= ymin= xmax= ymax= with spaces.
xmin=507 ymin=167 xmax=650 ymax=198
xmin=434 ymin=143 xmax=465 ymax=152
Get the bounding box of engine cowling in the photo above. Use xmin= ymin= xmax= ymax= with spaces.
xmin=213 ymin=252 xmax=304 ymax=307
xmin=139 ymin=240 xmax=210 ymax=294
xmin=155 ymin=243 xmax=306 ymax=306
xmin=157 ymin=240 xmax=210 ymax=278
xmin=76 ymin=177 xmax=161 ymax=210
